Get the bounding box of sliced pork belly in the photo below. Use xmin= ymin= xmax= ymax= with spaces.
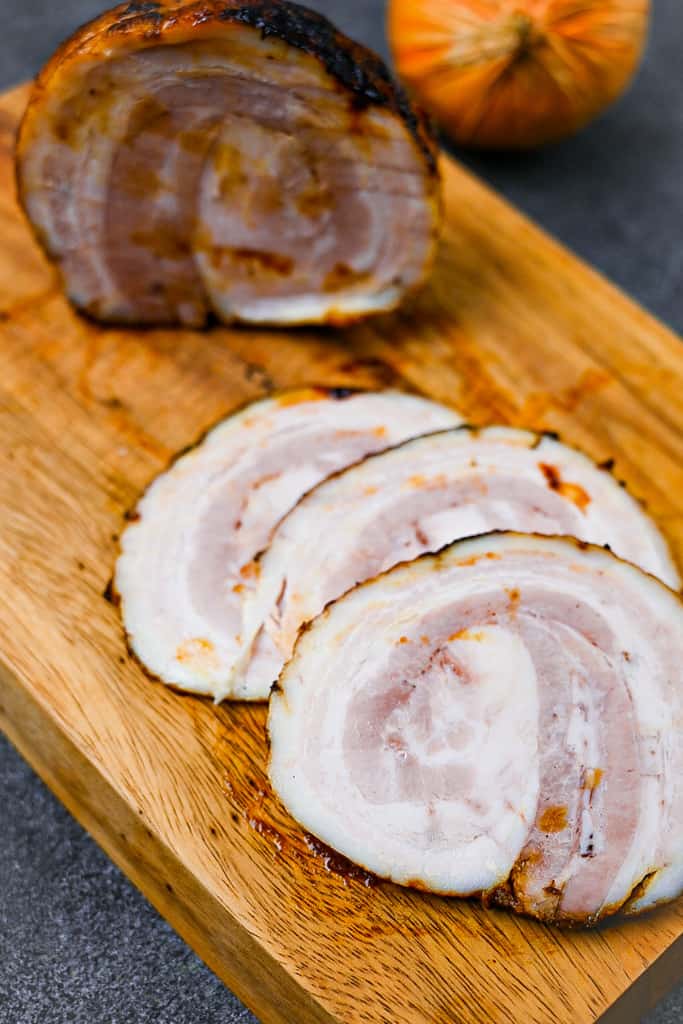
xmin=17 ymin=1 xmax=439 ymax=326
xmin=114 ymin=388 xmax=460 ymax=698
xmin=238 ymin=427 xmax=679 ymax=699
xmin=269 ymin=533 xmax=683 ymax=925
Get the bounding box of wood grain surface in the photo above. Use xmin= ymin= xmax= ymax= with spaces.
xmin=0 ymin=82 xmax=681 ymax=1024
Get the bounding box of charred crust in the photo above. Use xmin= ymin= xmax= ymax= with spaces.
xmin=297 ymin=617 xmax=315 ymax=637
xmin=539 ymin=462 xmax=561 ymax=490
xmin=404 ymin=877 xmax=432 ymax=892
xmin=124 ymin=632 xmax=138 ymax=663
xmin=41 ymin=1 xmax=435 ymax=175
xmin=270 ymin=680 xmax=282 ymax=696
xmin=532 ymin=429 xmax=560 ymax=449
xmin=103 ymin=577 xmax=120 ymax=606
xmin=122 ymin=1 xmax=162 ymax=12
xmin=598 ymin=457 xmax=615 ymax=471
xmin=107 ymin=9 xmax=165 ymax=33
xmin=625 ymin=869 xmax=658 ymax=907
xmin=327 ymin=387 xmax=355 ymax=400
xmin=483 ymin=877 xmax=516 ymax=911
xmin=124 ymin=508 xmax=142 ymax=523
xmin=216 ymin=2 xmax=435 ymax=170
xmin=173 ymin=441 xmax=200 ymax=461
xmin=484 ymin=865 xmax=605 ymax=928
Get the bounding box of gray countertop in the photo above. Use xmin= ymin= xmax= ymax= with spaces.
xmin=0 ymin=3 xmax=681 ymax=1022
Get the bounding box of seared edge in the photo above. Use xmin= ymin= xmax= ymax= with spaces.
xmin=269 ymin=530 xmax=683 ymax=927
xmin=16 ymin=0 xmax=439 ymax=217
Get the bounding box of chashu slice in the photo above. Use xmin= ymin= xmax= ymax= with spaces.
xmin=238 ymin=427 xmax=679 ymax=698
xmin=269 ymin=533 xmax=683 ymax=925
xmin=17 ymin=0 xmax=439 ymax=327
xmin=114 ymin=388 xmax=461 ymax=699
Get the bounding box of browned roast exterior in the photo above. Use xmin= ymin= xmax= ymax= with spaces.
xmin=16 ymin=1 xmax=440 ymax=327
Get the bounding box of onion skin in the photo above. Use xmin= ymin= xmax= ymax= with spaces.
xmin=388 ymin=1 xmax=650 ymax=149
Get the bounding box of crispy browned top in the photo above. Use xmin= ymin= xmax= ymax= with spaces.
xmin=24 ymin=0 xmax=437 ymax=173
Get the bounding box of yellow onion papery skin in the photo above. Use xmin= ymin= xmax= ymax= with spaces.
xmin=388 ymin=1 xmax=650 ymax=149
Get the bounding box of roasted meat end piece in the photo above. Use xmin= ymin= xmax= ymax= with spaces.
xmin=17 ymin=1 xmax=440 ymax=327
xmin=269 ymin=533 xmax=683 ymax=925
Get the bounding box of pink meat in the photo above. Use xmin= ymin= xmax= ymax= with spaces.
xmin=17 ymin=2 xmax=439 ymax=326
xmin=269 ymin=534 xmax=683 ymax=924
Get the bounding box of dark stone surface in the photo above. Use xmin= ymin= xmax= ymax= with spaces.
xmin=0 ymin=2 xmax=680 ymax=1022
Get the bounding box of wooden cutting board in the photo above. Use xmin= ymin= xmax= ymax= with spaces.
xmin=1 ymin=81 xmax=682 ymax=1024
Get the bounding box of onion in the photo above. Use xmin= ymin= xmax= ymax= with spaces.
xmin=388 ymin=0 xmax=650 ymax=149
